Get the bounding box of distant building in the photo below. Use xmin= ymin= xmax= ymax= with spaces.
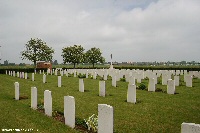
xmin=4 ymin=60 xmax=8 ymax=65
xmin=53 ymin=60 xmax=58 ymax=65
xmin=36 ymin=61 xmax=52 ymax=69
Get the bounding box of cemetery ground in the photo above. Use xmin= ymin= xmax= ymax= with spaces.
xmin=0 ymin=73 xmax=200 ymax=133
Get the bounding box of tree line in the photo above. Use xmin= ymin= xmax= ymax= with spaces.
xmin=21 ymin=38 xmax=105 ymax=68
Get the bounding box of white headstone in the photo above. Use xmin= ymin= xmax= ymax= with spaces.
xmin=58 ymin=76 xmax=62 ymax=87
xmin=6 ymin=70 xmax=7 ymax=75
xmin=64 ymin=96 xmax=75 ymax=128
xmin=86 ymin=72 xmax=88 ymax=78
xmin=44 ymin=90 xmax=52 ymax=116
xmin=186 ymin=75 xmax=193 ymax=87
xmin=112 ymin=76 xmax=116 ymax=87
xmin=167 ymin=79 xmax=175 ymax=94
xmin=19 ymin=72 xmax=22 ymax=78
xmin=61 ymin=70 xmax=63 ymax=76
xmin=25 ymin=72 xmax=27 ymax=79
xmin=127 ymin=84 xmax=136 ymax=103
xmin=31 ymin=87 xmax=37 ymax=110
xmin=43 ymin=74 xmax=46 ymax=83
xmin=39 ymin=70 xmax=41 ymax=74
xmin=98 ymin=104 xmax=113 ymax=133
xmin=14 ymin=82 xmax=19 ymax=100
xmin=93 ymin=72 xmax=97 ymax=79
xmin=129 ymin=76 xmax=135 ymax=85
xmin=99 ymin=81 xmax=106 ymax=97
xmin=104 ymin=74 xmax=107 ymax=80
xmin=17 ymin=72 xmax=19 ymax=78
xmin=79 ymin=79 xmax=84 ymax=92
xmin=55 ymin=70 xmax=57 ymax=76
xmin=174 ymin=76 xmax=179 ymax=86
xmin=148 ymin=78 xmax=155 ymax=92
xmin=181 ymin=123 xmax=200 ymax=133
xmin=137 ymin=78 xmax=141 ymax=83
xmin=32 ymin=73 xmax=34 ymax=81
xmin=13 ymin=71 xmax=15 ymax=77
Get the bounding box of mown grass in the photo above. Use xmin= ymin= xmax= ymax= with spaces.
xmin=0 ymin=72 xmax=200 ymax=133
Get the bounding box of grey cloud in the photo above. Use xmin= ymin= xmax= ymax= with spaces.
xmin=0 ymin=0 xmax=200 ymax=64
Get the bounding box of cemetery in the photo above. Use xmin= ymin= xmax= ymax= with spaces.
xmin=0 ymin=68 xmax=200 ymax=133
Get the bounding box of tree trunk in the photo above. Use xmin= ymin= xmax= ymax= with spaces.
xmin=93 ymin=63 xmax=94 ymax=68
xmin=34 ymin=60 xmax=37 ymax=71
xmin=73 ymin=63 xmax=76 ymax=68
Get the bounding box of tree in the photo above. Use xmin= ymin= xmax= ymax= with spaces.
xmin=21 ymin=38 xmax=54 ymax=68
xmin=85 ymin=47 xmax=105 ymax=68
xmin=62 ymin=45 xmax=85 ymax=68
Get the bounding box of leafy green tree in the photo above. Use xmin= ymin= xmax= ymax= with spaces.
xmin=21 ymin=38 xmax=54 ymax=68
xmin=62 ymin=45 xmax=85 ymax=68
xmin=85 ymin=47 xmax=105 ymax=68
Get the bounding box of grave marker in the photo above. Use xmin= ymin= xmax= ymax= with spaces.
xmin=127 ymin=84 xmax=136 ymax=103
xmin=31 ymin=87 xmax=37 ymax=110
xmin=181 ymin=122 xmax=200 ymax=133
xmin=148 ymin=78 xmax=155 ymax=92
xmin=64 ymin=96 xmax=75 ymax=128
xmin=79 ymin=79 xmax=84 ymax=92
xmin=32 ymin=73 xmax=34 ymax=81
xmin=98 ymin=104 xmax=113 ymax=133
xmin=14 ymin=82 xmax=19 ymax=100
xmin=44 ymin=90 xmax=52 ymax=116
xmin=43 ymin=74 xmax=46 ymax=83
xmin=167 ymin=79 xmax=175 ymax=94
xmin=58 ymin=76 xmax=62 ymax=87
xmin=99 ymin=81 xmax=106 ymax=97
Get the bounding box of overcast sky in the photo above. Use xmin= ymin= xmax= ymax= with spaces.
xmin=0 ymin=0 xmax=200 ymax=64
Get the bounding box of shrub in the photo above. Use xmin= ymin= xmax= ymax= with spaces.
xmin=78 ymin=74 xmax=86 ymax=78
xmin=138 ymin=84 xmax=146 ymax=90
xmin=120 ymin=78 xmax=126 ymax=82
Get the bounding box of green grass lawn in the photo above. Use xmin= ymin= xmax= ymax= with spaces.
xmin=0 ymin=72 xmax=200 ymax=133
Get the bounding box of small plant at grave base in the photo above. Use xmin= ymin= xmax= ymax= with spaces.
xmin=78 ymin=74 xmax=86 ymax=78
xmin=37 ymin=104 xmax=44 ymax=110
xmin=84 ymin=114 xmax=98 ymax=132
xmin=51 ymin=110 xmax=65 ymax=123
xmin=155 ymin=88 xmax=167 ymax=93
xmin=155 ymin=88 xmax=163 ymax=92
xmin=52 ymin=110 xmax=58 ymax=117
xmin=137 ymin=83 xmax=146 ymax=90
xmin=120 ymin=78 xmax=126 ymax=82
xmin=67 ymin=73 xmax=72 ymax=77
xmin=90 ymin=75 xmax=93 ymax=79
xmin=99 ymin=77 xmax=104 ymax=80
xmin=37 ymin=100 xmax=44 ymax=110
xmin=75 ymin=117 xmax=87 ymax=128
xmin=157 ymin=80 xmax=161 ymax=84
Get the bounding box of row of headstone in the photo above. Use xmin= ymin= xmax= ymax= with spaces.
xmin=29 ymin=87 xmax=113 ymax=132
xmin=7 ymin=70 xmax=28 ymax=79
